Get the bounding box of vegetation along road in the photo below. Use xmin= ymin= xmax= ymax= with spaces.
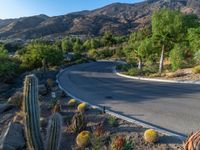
xmin=58 ymin=61 xmax=200 ymax=137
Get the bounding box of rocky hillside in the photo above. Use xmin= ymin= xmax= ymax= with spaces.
xmin=0 ymin=0 xmax=199 ymax=40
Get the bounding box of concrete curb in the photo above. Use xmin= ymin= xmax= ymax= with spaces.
xmin=56 ymin=64 xmax=186 ymax=142
xmin=114 ymin=67 xmax=200 ymax=85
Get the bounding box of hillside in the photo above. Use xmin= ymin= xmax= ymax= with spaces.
xmin=0 ymin=0 xmax=199 ymax=40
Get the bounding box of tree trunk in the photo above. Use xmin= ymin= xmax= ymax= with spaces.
xmin=138 ymin=58 xmax=142 ymax=70
xmin=159 ymin=45 xmax=165 ymax=74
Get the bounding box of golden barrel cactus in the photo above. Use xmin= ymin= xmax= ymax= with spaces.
xmin=76 ymin=131 xmax=90 ymax=148
xmin=183 ymin=130 xmax=200 ymax=150
xmin=77 ymin=103 xmax=87 ymax=113
xmin=144 ymin=129 xmax=158 ymax=143
xmin=68 ymin=99 xmax=77 ymax=106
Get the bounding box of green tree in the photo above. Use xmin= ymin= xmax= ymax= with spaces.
xmin=61 ymin=38 xmax=72 ymax=53
xmin=188 ymin=27 xmax=200 ymax=53
xmin=20 ymin=43 xmax=63 ymax=69
xmin=102 ymin=32 xmax=115 ymax=47
xmin=0 ymin=46 xmax=18 ymax=81
xmin=152 ymin=9 xmax=184 ymax=73
xmin=73 ymin=39 xmax=83 ymax=54
xmin=124 ymin=28 xmax=151 ymax=69
xmin=169 ymin=44 xmax=185 ymax=71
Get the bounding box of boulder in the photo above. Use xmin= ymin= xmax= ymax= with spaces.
xmin=0 ymin=122 xmax=25 ymax=150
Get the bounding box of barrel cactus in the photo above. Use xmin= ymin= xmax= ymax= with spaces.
xmin=77 ymin=103 xmax=87 ymax=113
xmin=23 ymin=74 xmax=44 ymax=150
xmin=46 ymin=113 xmax=62 ymax=150
xmin=144 ymin=129 xmax=158 ymax=143
xmin=76 ymin=131 xmax=90 ymax=148
xmin=71 ymin=112 xmax=86 ymax=133
xmin=68 ymin=99 xmax=77 ymax=106
xmin=183 ymin=130 xmax=200 ymax=150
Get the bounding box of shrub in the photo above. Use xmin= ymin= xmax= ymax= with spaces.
xmin=169 ymin=44 xmax=185 ymax=71
xmin=194 ymin=50 xmax=200 ymax=64
xmin=124 ymin=139 xmax=134 ymax=150
xmin=76 ymin=131 xmax=90 ymax=148
xmin=192 ymin=65 xmax=200 ymax=74
xmin=19 ymin=43 xmax=63 ymax=69
xmin=107 ymin=116 xmax=118 ymax=127
xmin=110 ymin=135 xmax=125 ymax=150
xmin=144 ymin=129 xmax=158 ymax=143
xmin=71 ymin=113 xmax=86 ymax=133
xmin=127 ymin=68 xmax=142 ymax=76
xmin=0 ymin=49 xmax=19 ymax=81
xmin=90 ymin=135 xmax=105 ymax=150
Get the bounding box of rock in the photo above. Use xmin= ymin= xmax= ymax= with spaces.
xmin=0 ymin=122 xmax=25 ymax=150
xmin=0 ymin=104 xmax=16 ymax=115
xmin=38 ymin=84 xmax=48 ymax=96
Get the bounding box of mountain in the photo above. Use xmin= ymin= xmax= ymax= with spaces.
xmin=0 ymin=0 xmax=199 ymax=40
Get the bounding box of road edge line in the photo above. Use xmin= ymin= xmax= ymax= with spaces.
xmin=113 ymin=66 xmax=200 ymax=85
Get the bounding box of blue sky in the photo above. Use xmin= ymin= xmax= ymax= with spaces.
xmin=0 ymin=0 xmax=144 ymax=19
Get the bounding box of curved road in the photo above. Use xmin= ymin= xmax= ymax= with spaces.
xmin=58 ymin=61 xmax=200 ymax=136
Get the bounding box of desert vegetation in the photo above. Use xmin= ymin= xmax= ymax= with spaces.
xmin=118 ymin=9 xmax=200 ymax=79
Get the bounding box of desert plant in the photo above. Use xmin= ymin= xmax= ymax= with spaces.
xmin=144 ymin=129 xmax=158 ymax=143
xmin=71 ymin=112 xmax=86 ymax=133
xmin=124 ymin=139 xmax=134 ymax=150
xmin=110 ymin=135 xmax=125 ymax=150
xmin=48 ymin=99 xmax=58 ymax=109
xmin=52 ymin=103 xmax=61 ymax=113
xmin=92 ymin=121 xmax=105 ymax=137
xmin=23 ymin=74 xmax=44 ymax=150
xmin=183 ymin=130 xmax=200 ymax=150
xmin=77 ymin=103 xmax=87 ymax=113
xmin=68 ymin=99 xmax=77 ymax=106
xmin=127 ymin=68 xmax=142 ymax=76
xmin=192 ymin=65 xmax=200 ymax=74
xmin=90 ymin=135 xmax=105 ymax=150
xmin=107 ymin=116 xmax=118 ymax=127
xmin=76 ymin=131 xmax=91 ymax=148
xmin=46 ymin=113 xmax=62 ymax=150
xmin=22 ymin=74 xmax=62 ymax=150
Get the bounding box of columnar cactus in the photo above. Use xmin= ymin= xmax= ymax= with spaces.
xmin=46 ymin=113 xmax=62 ymax=150
xmin=23 ymin=74 xmax=44 ymax=150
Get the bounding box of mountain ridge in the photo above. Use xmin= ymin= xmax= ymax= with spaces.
xmin=0 ymin=0 xmax=199 ymax=40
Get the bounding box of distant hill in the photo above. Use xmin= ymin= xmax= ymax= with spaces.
xmin=0 ymin=0 xmax=199 ymax=40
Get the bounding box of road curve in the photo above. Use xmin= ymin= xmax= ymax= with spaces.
xmin=58 ymin=61 xmax=200 ymax=136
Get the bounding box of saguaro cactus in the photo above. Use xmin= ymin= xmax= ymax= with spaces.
xmin=23 ymin=74 xmax=44 ymax=150
xmin=46 ymin=113 xmax=62 ymax=150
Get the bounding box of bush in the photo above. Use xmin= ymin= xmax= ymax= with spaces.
xmin=0 ymin=49 xmax=19 ymax=81
xmin=169 ymin=44 xmax=185 ymax=71
xmin=192 ymin=65 xmax=200 ymax=74
xmin=19 ymin=43 xmax=63 ymax=69
xmin=194 ymin=50 xmax=200 ymax=64
xmin=127 ymin=68 xmax=142 ymax=76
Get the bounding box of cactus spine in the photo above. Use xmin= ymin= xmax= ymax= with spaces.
xmin=46 ymin=113 xmax=62 ymax=150
xmin=23 ymin=74 xmax=44 ymax=150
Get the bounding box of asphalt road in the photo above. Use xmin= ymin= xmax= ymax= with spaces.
xmin=58 ymin=61 xmax=200 ymax=136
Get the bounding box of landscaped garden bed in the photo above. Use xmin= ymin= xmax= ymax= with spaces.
xmin=0 ymin=73 xmax=185 ymax=150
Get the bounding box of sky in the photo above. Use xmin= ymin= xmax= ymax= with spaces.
xmin=0 ymin=0 xmax=144 ymax=19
